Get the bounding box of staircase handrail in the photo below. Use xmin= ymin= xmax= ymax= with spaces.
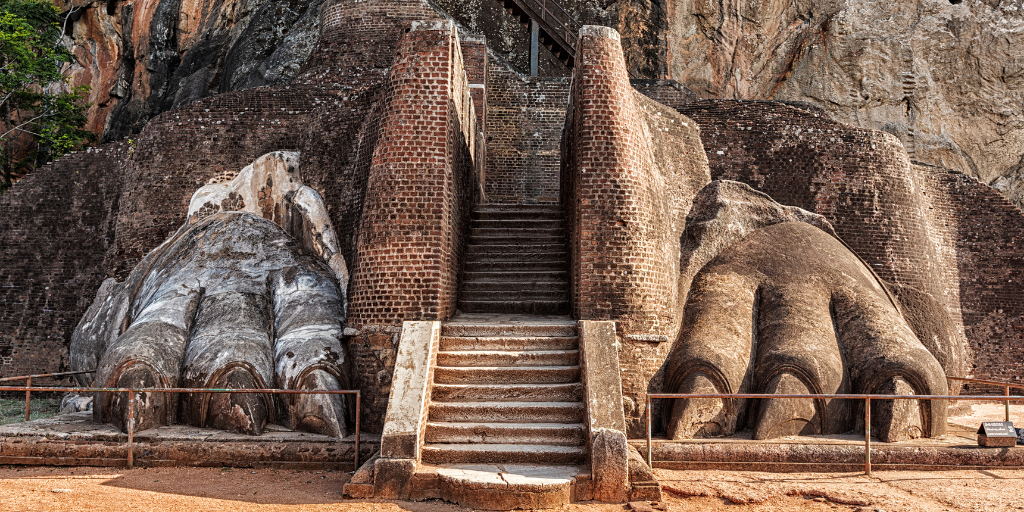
xmin=511 ymin=0 xmax=582 ymax=56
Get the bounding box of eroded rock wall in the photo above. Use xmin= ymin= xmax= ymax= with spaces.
xmin=60 ymin=0 xmax=329 ymax=140
xmin=664 ymin=0 xmax=1024 ymax=207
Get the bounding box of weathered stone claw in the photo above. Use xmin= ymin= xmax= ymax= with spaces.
xmin=107 ymin=364 xmax=167 ymax=433
xmin=292 ymin=369 xmax=348 ymax=438
xmin=205 ymin=366 xmax=270 ymax=436
xmin=752 ymin=373 xmax=818 ymax=440
xmin=871 ymin=376 xmax=925 ymax=443
xmin=666 ymin=371 xmax=731 ymax=439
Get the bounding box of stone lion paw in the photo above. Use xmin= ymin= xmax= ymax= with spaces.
xmin=664 ymin=181 xmax=950 ymax=442
xmin=70 ymin=153 xmax=351 ymax=437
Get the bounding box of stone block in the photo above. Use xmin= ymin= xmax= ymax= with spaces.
xmin=373 ymin=457 xmax=417 ymax=499
xmin=579 ymin=320 xmax=629 ymax=502
xmin=379 ymin=321 xmax=440 ymax=460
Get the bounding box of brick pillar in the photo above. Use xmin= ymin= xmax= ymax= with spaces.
xmin=348 ymin=20 xmax=476 ymax=330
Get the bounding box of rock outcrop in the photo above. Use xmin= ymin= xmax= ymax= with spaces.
xmin=664 ymin=0 xmax=1024 ymax=207
xmin=60 ymin=0 xmax=328 ymax=140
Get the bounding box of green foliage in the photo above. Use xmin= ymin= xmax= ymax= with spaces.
xmin=0 ymin=0 xmax=93 ymax=192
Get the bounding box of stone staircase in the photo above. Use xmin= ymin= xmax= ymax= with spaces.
xmin=458 ymin=204 xmax=570 ymax=315
xmin=411 ymin=316 xmax=592 ymax=507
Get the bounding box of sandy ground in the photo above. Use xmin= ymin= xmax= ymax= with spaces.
xmin=0 ymin=466 xmax=1021 ymax=512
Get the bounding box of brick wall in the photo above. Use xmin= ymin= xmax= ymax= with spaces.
xmin=347 ymin=20 xmax=477 ymax=329
xmin=484 ymin=52 xmax=570 ymax=204
xmin=562 ymin=26 xmax=711 ymax=434
xmin=0 ymin=143 xmax=128 ymax=378
xmin=925 ymin=166 xmax=1024 ymax=389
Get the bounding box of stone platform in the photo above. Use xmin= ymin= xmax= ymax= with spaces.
xmin=0 ymin=412 xmax=378 ymax=470
xmin=638 ymin=402 xmax=1024 ymax=472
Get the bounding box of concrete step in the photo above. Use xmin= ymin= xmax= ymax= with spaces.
xmin=458 ymin=300 xmax=571 ymax=315
xmin=440 ymin=336 xmax=579 ymax=351
xmin=436 ymin=350 xmax=579 ymax=367
xmin=469 ymin=227 xmax=566 ymax=238
xmin=464 ymin=260 xmax=567 ymax=272
xmin=472 ymin=219 xmax=564 ymax=229
xmin=465 ymin=245 xmax=566 ymax=256
xmin=441 ymin=323 xmax=576 ymax=338
xmin=460 ymin=280 xmax=568 ymax=292
xmin=431 ymin=382 xmax=584 ymax=402
xmin=434 ymin=365 xmax=580 ymax=384
xmin=428 ymin=401 xmax=584 ymax=423
xmin=425 ymin=422 xmax=586 ymax=446
xmin=462 ymin=270 xmax=568 ymax=282
xmin=422 ymin=443 xmax=587 ymax=465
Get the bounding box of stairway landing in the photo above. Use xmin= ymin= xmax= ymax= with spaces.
xmin=411 ymin=314 xmax=592 ymax=508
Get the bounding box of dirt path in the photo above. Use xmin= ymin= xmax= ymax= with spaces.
xmin=0 ymin=466 xmax=1020 ymax=511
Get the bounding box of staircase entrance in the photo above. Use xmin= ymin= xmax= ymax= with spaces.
xmin=458 ymin=204 xmax=570 ymax=315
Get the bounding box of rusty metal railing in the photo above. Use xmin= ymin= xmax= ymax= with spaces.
xmin=646 ymin=392 xmax=1023 ymax=476
xmin=948 ymin=376 xmax=1024 ymax=422
xmin=0 ymin=370 xmax=95 ymax=422
xmin=0 ymin=385 xmax=361 ymax=470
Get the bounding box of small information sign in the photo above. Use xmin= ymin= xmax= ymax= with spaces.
xmin=977 ymin=421 xmax=1017 ymax=447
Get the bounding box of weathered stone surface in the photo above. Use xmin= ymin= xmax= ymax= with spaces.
xmin=61 ymin=0 xmax=329 ymax=140
xmin=578 ymin=320 xmax=628 ymax=503
xmin=71 ymin=209 xmax=350 ymax=437
xmin=378 ymin=321 xmax=440 ymax=460
xmin=435 ymin=464 xmax=579 ymax=510
xmin=664 ymin=0 xmax=1024 ymax=208
xmin=665 ymin=218 xmax=949 ymax=442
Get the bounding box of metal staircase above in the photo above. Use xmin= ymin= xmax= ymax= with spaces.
xmin=501 ymin=0 xmax=582 ymax=73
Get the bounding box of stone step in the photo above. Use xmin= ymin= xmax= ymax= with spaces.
xmin=462 ymin=270 xmax=568 ymax=282
xmin=425 ymin=422 xmax=586 ymax=446
xmin=441 ymin=323 xmax=576 ymax=338
xmin=457 ymin=300 xmax=571 ymax=315
xmin=469 ymin=227 xmax=566 ymax=238
xmin=464 ymin=260 xmax=568 ymax=272
xmin=459 ymin=291 xmax=568 ymax=303
xmin=434 ymin=365 xmax=580 ymax=384
xmin=465 ymin=245 xmax=566 ymax=256
xmin=440 ymin=336 xmax=579 ymax=351
xmin=471 ymin=219 xmax=564 ymax=229
xmin=429 ymin=464 xmax=585 ymax=510
xmin=475 ymin=204 xmax=563 ymax=216
xmin=436 ymin=350 xmax=579 ymax=367
xmin=460 ymin=280 xmax=568 ymax=292
xmin=467 ymin=234 xmax=566 ymax=245
xmin=422 ymin=444 xmax=587 ymax=465
xmin=431 ymin=382 xmax=584 ymax=402
xmin=428 ymin=401 xmax=585 ymax=423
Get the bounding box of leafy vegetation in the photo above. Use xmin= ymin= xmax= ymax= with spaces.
xmin=0 ymin=0 xmax=93 ymax=193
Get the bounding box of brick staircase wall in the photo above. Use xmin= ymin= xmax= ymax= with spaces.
xmin=484 ymin=55 xmax=569 ymax=204
xmin=561 ymin=26 xmax=710 ymax=435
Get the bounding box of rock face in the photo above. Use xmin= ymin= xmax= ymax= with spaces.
xmin=61 ymin=0 xmax=328 ymax=140
xmin=664 ymin=0 xmax=1024 ymax=208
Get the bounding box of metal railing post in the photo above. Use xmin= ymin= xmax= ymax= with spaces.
xmin=1006 ymin=386 xmax=1011 ymax=422
xmin=864 ymin=397 xmax=871 ymax=476
xmin=354 ymin=390 xmax=361 ymax=470
xmin=126 ymin=390 xmax=135 ymax=469
xmin=24 ymin=376 xmax=32 ymax=422
xmin=646 ymin=395 xmax=653 ymax=467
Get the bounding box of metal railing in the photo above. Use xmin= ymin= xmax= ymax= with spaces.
xmin=0 ymin=370 xmax=95 ymax=422
xmin=948 ymin=376 xmax=1024 ymax=422
xmin=646 ymin=392 xmax=1023 ymax=476
xmin=0 ymin=384 xmax=361 ymax=470
xmin=511 ymin=0 xmax=582 ymax=57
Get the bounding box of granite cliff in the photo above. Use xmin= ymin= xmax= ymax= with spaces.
xmin=665 ymin=0 xmax=1024 ymax=207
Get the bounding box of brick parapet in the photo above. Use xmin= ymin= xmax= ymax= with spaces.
xmin=347 ymin=20 xmax=478 ymax=330
xmin=484 ymin=51 xmax=569 ymax=204
xmin=563 ymin=26 xmax=710 ymax=434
